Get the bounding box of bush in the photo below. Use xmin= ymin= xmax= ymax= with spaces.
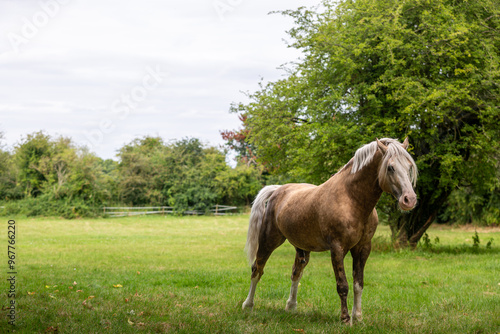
xmin=440 ymin=188 xmax=500 ymax=226
xmin=1 ymin=195 xmax=99 ymax=219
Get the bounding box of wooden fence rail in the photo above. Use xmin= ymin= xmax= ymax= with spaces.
xmin=103 ymin=205 xmax=237 ymax=218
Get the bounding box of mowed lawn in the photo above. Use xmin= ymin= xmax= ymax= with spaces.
xmin=1 ymin=215 xmax=499 ymax=333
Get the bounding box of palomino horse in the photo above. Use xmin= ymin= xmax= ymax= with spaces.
xmin=242 ymin=138 xmax=418 ymax=324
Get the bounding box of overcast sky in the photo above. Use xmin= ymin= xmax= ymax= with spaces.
xmin=0 ymin=0 xmax=316 ymax=160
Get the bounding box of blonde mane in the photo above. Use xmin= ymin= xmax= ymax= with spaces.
xmin=350 ymin=138 xmax=417 ymax=187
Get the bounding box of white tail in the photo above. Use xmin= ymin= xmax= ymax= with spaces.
xmin=245 ymin=185 xmax=282 ymax=265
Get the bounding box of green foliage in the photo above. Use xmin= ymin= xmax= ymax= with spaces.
xmin=472 ymin=230 xmax=481 ymax=248
xmin=11 ymin=132 xmax=113 ymax=206
xmin=0 ymin=132 xmax=263 ymax=218
xmin=166 ymin=146 xmax=226 ymax=212
xmin=421 ymin=232 xmax=432 ymax=249
xmin=486 ymin=238 xmax=493 ymax=249
xmin=229 ymin=0 xmax=500 ymax=242
xmin=440 ymin=187 xmax=500 ymax=226
xmin=1 ymin=195 xmax=95 ymax=219
xmin=215 ymin=164 xmax=263 ymax=206
xmin=116 ymin=136 xmax=264 ymax=213
xmin=0 ymin=148 xmax=19 ymax=201
xmin=14 ymin=131 xmax=53 ymax=197
xmin=116 ymin=136 xmax=168 ymax=205
xmin=419 ymin=232 xmax=442 ymax=251
xmin=0 ymin=132 xmax=264 ymax=218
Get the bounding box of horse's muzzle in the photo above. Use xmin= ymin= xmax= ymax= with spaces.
xmin=399 ymin=192 xmax=417 ymax=211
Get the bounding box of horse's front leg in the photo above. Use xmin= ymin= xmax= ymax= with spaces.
xmin=330 ymin=246 xmax=350 ymax=324
xmin=350 ymin=242 xmax=371 ymax=322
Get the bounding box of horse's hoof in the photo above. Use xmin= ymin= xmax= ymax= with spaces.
xmin=242 ymin=301 xmax=253 ymax=311
xmin=341 ymin=316 xmax=351 ymax=325
xmin=285 ymin=301 xmax=297 ymax=311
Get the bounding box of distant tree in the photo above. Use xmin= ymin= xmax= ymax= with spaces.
xmin=14 ymin=132 xmax=111 ymax=202
xmin=165 ymin=138 xmax=258 ymax=212
xmin=14 ymin=131 xmax=53 ymax=197
xmin=116 ymin=136 xmax=261 ymax=211
xmin=215 ymin=163 xmax=263 ymax=206
xmin=228 ymin=0 xmax=500 ymax=247
xmin=2 ymin=131 xmax=263 ymax=217
xmin=96 ymin=158 xmax=119 ymax=202
xmin=441 ymin=182 xmax=500 ymax=226
xmin=0 ymin=132 xmax=18 ymax=200
xmin=221 ymin=114 xmax=257 ymax=166
xmin=116 ymin=136 xmax=167 ymax=205
xmin=0 ymin=150 xmax=17 ymax=200
xmin=4 ymin=131 xmax=114 ymax=217
xmin=167 ymin=146 xmax=225 ymax=212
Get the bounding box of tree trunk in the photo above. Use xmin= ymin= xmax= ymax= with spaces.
xmin=390 ymin=189 xmax=450 ymax=249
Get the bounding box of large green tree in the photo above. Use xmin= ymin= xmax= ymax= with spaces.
xmin=229 ymin=0 xmax=500 ymax=246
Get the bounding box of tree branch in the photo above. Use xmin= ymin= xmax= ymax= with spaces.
xmin=408 ymin=211 xmax=437 ymax=248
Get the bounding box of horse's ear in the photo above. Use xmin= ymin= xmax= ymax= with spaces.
xmin=376 ymin=138 xmax=387 ymax=154
xmin=402 ymin=137 xmax=409 ymax=150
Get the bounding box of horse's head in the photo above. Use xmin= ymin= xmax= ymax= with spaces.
xmin=376 ymin=138 xmax=418 ymax=211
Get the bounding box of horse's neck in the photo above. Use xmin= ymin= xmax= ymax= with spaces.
xmin=323 ymin=153 xmax=383 ymax=215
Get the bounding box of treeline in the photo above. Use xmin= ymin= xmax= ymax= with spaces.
xmin=0 ymin=131 xmax=264 ymax=218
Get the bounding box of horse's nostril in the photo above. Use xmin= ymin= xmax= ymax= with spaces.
xmin=401 ymin=194 xmax=417 ymax=209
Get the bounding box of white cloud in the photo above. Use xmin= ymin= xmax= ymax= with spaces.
xmin=0 ymin=0 xmax=314 ymax=159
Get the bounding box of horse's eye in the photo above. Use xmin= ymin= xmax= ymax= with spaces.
xmin=387 ymin=165 xmax=395 ymax=173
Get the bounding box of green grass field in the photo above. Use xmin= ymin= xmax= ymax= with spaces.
xmin=1 ymin=215 xmax=499 ymax=333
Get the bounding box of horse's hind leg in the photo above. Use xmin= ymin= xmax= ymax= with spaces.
xmin=285 ymin=248 xmax=310 ymax=311
xmin=242 ymin=230 xmax=285 ymax=310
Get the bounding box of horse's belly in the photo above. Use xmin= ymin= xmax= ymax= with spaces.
xmin=278 ymin=224 xmax=329 ymax=252
xmin=287 ymin=237 xmax=329 ymax=252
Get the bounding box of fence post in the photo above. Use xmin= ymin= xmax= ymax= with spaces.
xmin=215 ymin=204 xmax=218 ymax=215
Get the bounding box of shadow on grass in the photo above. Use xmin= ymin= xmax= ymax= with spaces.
xmin=415 ymin=244 xmax=500 ymax=255
xmin=238 ymin=304 xmax=342 ymax=326
xmin=371 ymin=235 xmax=499 ymax=255
xmin=236 ymin=304 xmax=368 ymax=334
